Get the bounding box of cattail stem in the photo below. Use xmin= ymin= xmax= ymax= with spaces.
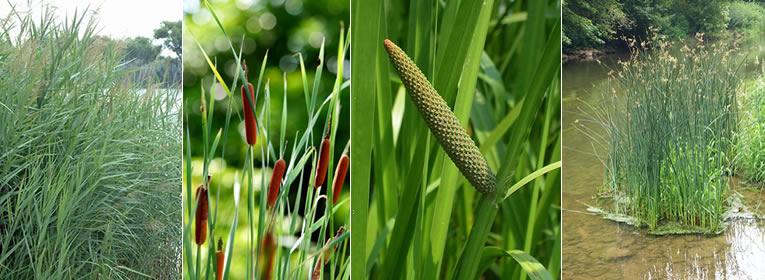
xmin=383 ymin=39 xmax=496 ymax=193
xmin=267 ymin=159 xmax=286 ymax=209
xmin=332 ymin=154 xmax=349 ymax=204
xmin=311 ymin=227 xmax=345 ymax=280
xmin=216 ymin=239 xmax=224 ymax=280
xmin=315 ymin=138 xmax=331 ymax=187
xmin=242 ymin=82 xmax=257 ymax=145
xmin=194 ymin=186 xmax=209 ymax=245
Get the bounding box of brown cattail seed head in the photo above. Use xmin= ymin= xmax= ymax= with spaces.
xmin=383 ymin=39 xmax=495 ymax=193
xmin=241 ymin=83 xmax=257 ymax=145
xmin=267 ymin=159 xmax=286 ymax=209
xmin=314 ymin=138 xmax=331 ymax=187
xmin=216 ymin=239 xmax=224 ymax=280
xmin=195 ymin=186 xmax=209 ymax=245
xmin=332 ymin=154 xmax=349 ymax=203
xmin=263 ymin=232 xmax=277 ymax=280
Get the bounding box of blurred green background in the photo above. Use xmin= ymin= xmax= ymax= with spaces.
xmin=183 ymin=1 xmax=349 ymax=278
xmin=184 ymin=0 xmax=349 ymax=167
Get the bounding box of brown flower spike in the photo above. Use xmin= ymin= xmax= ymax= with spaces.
xmin=242 ymin=82 xmax=258 ymax=145
xmin=332 ymin=154 xmax=349 ymax=203
xmin=195 ymin=186 xmax=209 ymax=245
xmin=262 ymin=232 xmax=276 ymax=280
xmin=267 ymin=159 xmax=286 ymax=209
xmin=314 ymin=138 xmax=331 ymax=187
xmin=383 ymin=39 xmax=495 ymax=193
xmin=216 ymin=239 xmax=224 ymax=280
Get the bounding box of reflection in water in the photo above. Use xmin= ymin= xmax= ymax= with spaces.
xmin=644 ymin=219 xmax=765 ymax=279
xmin=562 ymin=52 xmax=765 ymax=279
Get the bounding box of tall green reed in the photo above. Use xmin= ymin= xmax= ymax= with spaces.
xmin=0 ymin=7 xmax=181 ymax=279
xmin=183 ymin=2 xmax=350 ymax=279
xmin=735 ymin=76 xmax=765 ymax=184
xmin=593 ymin=38 xmax=741 ymax=234
xmin=351 ymin=0 xmax=561 ymax=279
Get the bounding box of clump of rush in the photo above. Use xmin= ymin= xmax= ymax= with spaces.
xmin=592 ymin=34 xmax=741 ymax=234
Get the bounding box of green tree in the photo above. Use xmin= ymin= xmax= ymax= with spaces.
xmin=153 ymin=21 xmax=181 ymax=58
xmin=563 ymin=0 xmax=628 ymax=49
xmin=124 ymin=36 xmax=160 ymax=65
xmin=564 ymin=0 xmax=732 ymax=52
xmin=676 ymin=0 xmax=729 ymax=37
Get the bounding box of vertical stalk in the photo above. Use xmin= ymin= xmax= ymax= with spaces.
xmin=452 ymin=192 xmax=498 ymax=279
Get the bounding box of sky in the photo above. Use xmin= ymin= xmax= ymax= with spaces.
xmin=0 ymin=0 xmax=181 ymax=39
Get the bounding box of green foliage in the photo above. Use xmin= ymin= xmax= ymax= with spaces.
xmin=351 ymin=0 xmax=561 ymax=279
xmin=728 ymin=1 xmax=765 ymax=35
xmin=182 ymin=1 xmax=350 ymax=279
xmin=154 ymin=21 xmax=182 ymax=58
xmin=622 ymin=0 xmax=688 ymax=40
xmin=594 ymin=42 xmax=740 ymax=233
xmin=676 ymin=0 xmax=730 ymax=37
xmin=562 ymin=0 xmax=627 ymax=48
xmin=564 ymin=0 xmax=734 ymax=51
xmin=125 ymin=36 xmax=161 ymax=65
xmin=183 ymin=0 xmax=349 ymax=169
xmin=736 ymin=77 xmax=765 ymax=183
xmin=0 ymin=8 xmax=180 ymax=279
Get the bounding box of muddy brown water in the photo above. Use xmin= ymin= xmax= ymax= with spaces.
xmin=562 ymin=55 xmax=765 ymax=280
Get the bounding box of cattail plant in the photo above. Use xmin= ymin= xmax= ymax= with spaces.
xmin=216 ymin=239 xmax=224 ymax=280
xmin=267 ymin=159 xmax=287 ymax=209
xmin=242 ymin=82 xmax=258 ymax=145
xmin=195 ymin=184 xmax=209 ymax=245
xmin=262 ymin=231 xmax=276 ymax=280
xmin=311 ymin=227 xmax=346 ymax=280
xmin=315 ymin=137 xmax=331 ymax=187
xmin=184 ymin=4 xmax=350 ymax=279
xmin=383 ymin=39 xmax=496 ymax=193
xmin=332 ymin=154 xmax=349 ymax=203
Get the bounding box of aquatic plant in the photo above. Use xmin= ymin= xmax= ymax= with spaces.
xmin=595 ymin=39 xmax=740 ymax=234
xmin=351 ymin=0 xmax=562 ymax=279
xmin=196 ymin=185 xmax=210 ymax=245
xmin=0 ymin=7 xmax=180 ymax=279
xmin=267 ymin=158 xmax=286 ymax=209
xmin=216 ymin=239 xmax=225 ymax=280
xmin=332 ymin=154 xmax=349 ymax=204
xmin=384 ymin=39 xmax=496 ymax=193
xmin=183 ymin=2 xmax=350 ymax=279
xmin=735 ymin=77 xmax=765 ymax=184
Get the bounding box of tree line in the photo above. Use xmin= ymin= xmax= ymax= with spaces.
xmin=563 ymin=0 xmax=765 ymax=54
xmin=94 ymin=21 xmax=181 ymax=85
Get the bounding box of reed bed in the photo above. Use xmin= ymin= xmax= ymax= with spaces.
xmin=351 ymin=0 xmax=561 ymax=279
xmin=0 ymin=7 xmax=181 ymax=279
xmin=735 ymin=76 xmax=765 ymax=184
xmin=182 ymin=2 xmax=350 ymax=279
xmin=590 ymin=38 xmax=741 ymax=234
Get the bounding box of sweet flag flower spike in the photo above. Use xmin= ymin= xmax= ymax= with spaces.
xmin=383 ymin=39 xmax=496 ymax=193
